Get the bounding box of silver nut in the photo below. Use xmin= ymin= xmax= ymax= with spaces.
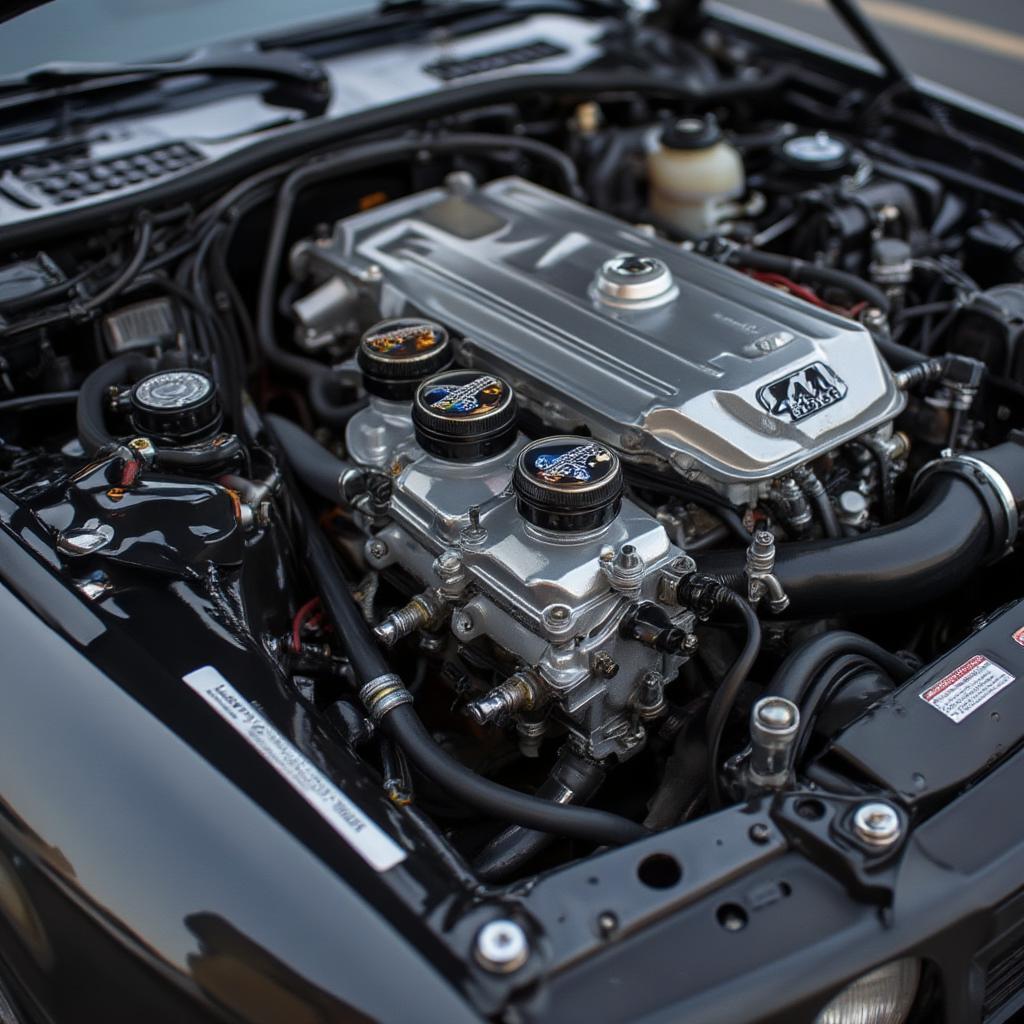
xmin=474 ymin=919 xmax=529 ymax=974
xmin=852 ymin=802 xmax=901 ymax=847
xmin=433 ymin=548 xmax=463 ymax=580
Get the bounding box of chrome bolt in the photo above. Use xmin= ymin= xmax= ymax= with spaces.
xmin=755 ymin=697 xmax=797 ymax=732
xmin=853 ymin=802 xmax=901 ymax=848
xmin=543 ymin=604 xmax=572 ymax=633
xmin=749 ymin=697 xmax=800 ymax=789
xmin=597 ymin=911 xmax=618 ymax=938
xmin=367 ymin=539 xmax=388 ymax=561
xmin=474 ymin=919 xmax=529 ymax=974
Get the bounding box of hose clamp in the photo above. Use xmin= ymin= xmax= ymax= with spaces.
xmin=912 ymin=454 xmax=1019 ymax=557
xmin=359 ymin=672 xmax=412 ymax=723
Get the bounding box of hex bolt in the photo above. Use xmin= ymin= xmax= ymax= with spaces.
xmin=434 ymin=548 xmax=463 ymax=579
xmin=367 ymin=538 xmax=388 ymax=561
xmin=748 ymin=822 xmax=772 ymax=845
xmin=543 ymin=604 xmax=573 ymax=635
xmin=474 ymin=920 xmax=529 ymax=974
xmin=852 ymin=802 xmax=901 ymax=848
xmin=597 ymin=911 xmax=618 ymax=938
xmin=592 ymin=652 xmax=620 ymax=679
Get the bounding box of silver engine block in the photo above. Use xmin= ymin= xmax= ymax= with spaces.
xmin=365 ymin=437 xmax=692 ymax=761
xmin=293 ymin=175 xmax=907 ymax=761
xmin=294 ymin=174 xmax=904 ymax=503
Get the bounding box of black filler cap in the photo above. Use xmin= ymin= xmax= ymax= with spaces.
xmin=128 ymin=369 xmax=222 ymax=444
xmin=412 ymin=369 xmax=517 ymax=461
xmin=514 ymin=435 xmax=623 ymax=533
xmin=661 ymin=114 xmax=722 ymax=151
xmin=357 ymin=318 xmax=452 ymax=400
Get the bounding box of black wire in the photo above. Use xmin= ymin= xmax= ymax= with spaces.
xmin=0 ymin=390 xmax=78 ymax=413
xmin=704 ymin=593 xmax=761 ymax=810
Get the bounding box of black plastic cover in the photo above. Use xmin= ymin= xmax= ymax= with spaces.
xmin=828 ymin=599 xmax=1024 ymax=809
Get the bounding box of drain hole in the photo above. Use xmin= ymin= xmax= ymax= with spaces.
xmin=637 ymin=853 xmax=682 ymax=889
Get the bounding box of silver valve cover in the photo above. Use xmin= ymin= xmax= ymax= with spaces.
xmin=298 ymin=176 xmax=904 ymax=499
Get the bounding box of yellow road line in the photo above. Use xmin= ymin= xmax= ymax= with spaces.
xmin=781 ymin=0 xmax=1024 ymax=61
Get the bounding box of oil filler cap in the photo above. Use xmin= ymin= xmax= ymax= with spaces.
xmin=128 ymin=369 xmax=222 ymax=444
xmin=357 ymin=318 xmax=452 ymax=400
xmin=412 ymin=369 xmax=517 ymax=461
xmin=514 ymin=435 xmax=623 ymax=532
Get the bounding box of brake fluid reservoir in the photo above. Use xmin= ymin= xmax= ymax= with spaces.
xmin=646 ymin=115 xmax=744 ymax=237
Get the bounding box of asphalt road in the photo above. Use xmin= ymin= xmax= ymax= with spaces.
xmin=717 ymin=0 xmax=1024 ymax=116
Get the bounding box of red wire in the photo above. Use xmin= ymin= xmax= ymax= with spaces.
xmin=291 ymin=597 xmax=321 ymax=653
xmin=750 ymin=271 xmax=834 ymax=310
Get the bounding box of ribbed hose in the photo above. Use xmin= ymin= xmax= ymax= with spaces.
xmin=266 ymin=418 xmax=647 ymax=848
xmin=473 ymin=748 xmax=607 ymax=881
xmin=768 ymin=631 xmax=913 ymax=706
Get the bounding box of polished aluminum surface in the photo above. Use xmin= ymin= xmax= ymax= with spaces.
xmin=306 ymin=177 xmax=904 ymax=499
xmin=366 ymin=443 xmax=689 ymax=759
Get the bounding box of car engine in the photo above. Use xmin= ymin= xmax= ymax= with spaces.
xmin=3 ymin=7 xmax=1024 ymax=971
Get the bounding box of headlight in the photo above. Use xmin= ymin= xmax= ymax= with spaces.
xmin=814 ymin=958 xmax=921 ymax=1024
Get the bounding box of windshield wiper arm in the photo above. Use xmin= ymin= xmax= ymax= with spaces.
xmin=0 ymin=42 xmax=330 ymax=113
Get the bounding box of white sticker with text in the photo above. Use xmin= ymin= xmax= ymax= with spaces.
xmin=183 ymin=666 xmax=406 ymax=871
xmin=919 ymin=655 xmax=1014 ymax=724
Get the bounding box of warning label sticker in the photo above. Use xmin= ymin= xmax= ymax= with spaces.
xmin=919 ymin=655 xmax=1015 ymax=723
xmin=183 ymin=666 xmax=406 ymax=871
xmin=1012 ymin=627 xmax=1024 ymax=647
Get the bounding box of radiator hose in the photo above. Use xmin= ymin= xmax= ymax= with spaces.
xmin=697 ymin=441 xmax=1024 ymax=618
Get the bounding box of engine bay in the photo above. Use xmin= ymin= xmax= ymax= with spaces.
xmin=3 ymin=8 xmax=1024 ymax=1015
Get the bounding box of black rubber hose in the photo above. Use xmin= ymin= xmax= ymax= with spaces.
xmin=643 ymin=713 xmax=706 ymax=830
xmin=307 ymin=371 xmax=367 ymax=428
xmin=697 ymin=442 xmax=1024 ymax=618
xmin=76 ymin=352 xmax=154 ymax=456
xmin=703 ymin=592 xmax=762 ymax=809
xmin=264 ymin=413 xmax=349 ymax=503
xmin=382 ymin=705 xmax=644 ymax=846
xmin=768 ymin=631 xmax=913 ymax=707
xmin=473 ymin=747 xmax=606 ymax=881
xmin=726 ymin=249 xmax=891 ymax=315
xmin=791 ymin=654 xmax=893 ymax=765
xmin=0 ymin=390 xmax=78 ymax=414
xmin=268 ymin=418 xmax=647 ymax=847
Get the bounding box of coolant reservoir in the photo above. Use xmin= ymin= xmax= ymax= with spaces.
xmin=646 ymin=115 xmax=745 ymax=237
